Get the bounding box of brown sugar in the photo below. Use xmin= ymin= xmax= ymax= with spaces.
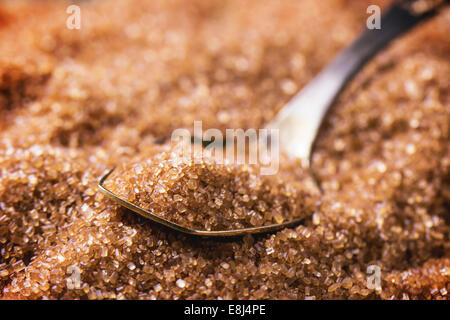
xmin=0 ymin=0 xmax=449 ymax=300
xmin=104 ymin=147 xmax=317 ymax=231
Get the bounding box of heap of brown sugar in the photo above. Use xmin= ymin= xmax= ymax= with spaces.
xmin=0 ymin=0 xmax=449 ymax=300
xmin=104 ymin=148 xmax=316 ymax=231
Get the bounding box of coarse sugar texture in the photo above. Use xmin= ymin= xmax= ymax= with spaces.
xmin=0 ymin=0 xmax=449 ymax=300
xmin=104 ymin=146 xmax=317 ymax=231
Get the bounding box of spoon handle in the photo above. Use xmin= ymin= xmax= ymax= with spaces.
xmin=268 ymin=0 xmax=447 ymax=164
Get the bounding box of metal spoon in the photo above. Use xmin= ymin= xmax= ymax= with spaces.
xmin=99 ymin=0 xmax=447 ymax=237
